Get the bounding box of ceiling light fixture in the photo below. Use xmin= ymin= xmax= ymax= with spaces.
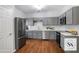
xmin=33 ymin=5 xmax=46 ymax=10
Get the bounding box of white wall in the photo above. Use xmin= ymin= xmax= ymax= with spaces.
xmin=13 ymin=7 xmax=27 ymax=18
xmin=48 ymin=25 xmax=79 ymax=34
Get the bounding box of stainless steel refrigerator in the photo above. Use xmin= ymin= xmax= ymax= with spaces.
xmin=14 ymin=17 xmax=26 ymax=49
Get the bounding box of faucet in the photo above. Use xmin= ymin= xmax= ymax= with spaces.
xmin=46 ymin=27 xmax=54 ymax=30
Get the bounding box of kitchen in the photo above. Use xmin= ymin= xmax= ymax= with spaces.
xmin=0 ymin=5 xmax=79 ymax=53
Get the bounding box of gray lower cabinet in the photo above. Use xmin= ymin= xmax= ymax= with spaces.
xmin=27 ymin=31 xmax=56 ymax=40
xmin=49 ymin=31 xmax=56 ymax=40
xmin=27 ymin=31 xmax=42 ymax=39
xmin=27 ymin=31 xmax=33 ymax=38
xmin=45 ymin=31 xmax=56 ymax=40
xmin=32 ymin=31 xmax=42 ymax=39
xmin=45 ymin=31 xmax=50 ymax=39
xmin=25 ymin=31 xmax=28 ymax=38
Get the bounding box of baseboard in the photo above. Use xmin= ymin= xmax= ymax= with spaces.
xmin=0 ymin=49 xmax=16 ymax=53
xmin=12 ymin=49 xmax=16 ymax=53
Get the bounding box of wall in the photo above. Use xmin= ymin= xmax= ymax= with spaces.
xmin=13 ymin=7 xmax=26 ymax=18
xmin=48 ymin=25 xmax=79 ymax=33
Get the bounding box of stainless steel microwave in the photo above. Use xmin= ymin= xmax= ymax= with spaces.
xmin=60 ymin=16 xmax=66 ymax=25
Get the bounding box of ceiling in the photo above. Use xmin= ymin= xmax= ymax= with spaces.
xmin=15 ymin=5 xmax=73 ymax=13
xmin=15 ymin=5 xmax=74 ymax=17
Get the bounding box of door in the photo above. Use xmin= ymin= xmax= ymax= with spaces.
xmin=0 ymin=6 xmax=15 ymax=53
xmin=0 ymin=17 xmax=15 ymax=53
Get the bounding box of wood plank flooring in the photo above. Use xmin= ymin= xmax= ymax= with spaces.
xmin=16 ymin=39 xmax=64 ymax=53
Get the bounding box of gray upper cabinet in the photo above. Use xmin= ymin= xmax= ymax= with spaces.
xmin=48 ymin=17 xmax=58 ymax=25
xmin=66 ymin=9 xmax=73 ymax=24
xmin=65 ymin=6 xmax=79 ymax=25
xmin=43 ymin=17 xmax=58 ymax=26
xmin=26 ymin=18 xmax=34 ymax=26
xmin=43 ymin=18 xmax=49 ymax=26
xmin=72 ymin=6 xmax=79 ymax=24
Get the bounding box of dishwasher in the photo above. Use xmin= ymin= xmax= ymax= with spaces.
xmin=56 ymin=32 xmax=61 ymax=48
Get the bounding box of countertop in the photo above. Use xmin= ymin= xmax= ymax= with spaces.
xmin=26 ymin=29 xmax=67 ymax=32
xmin=26 ymin=29 xmax=79 ymax=37
xmin=60 ymin=32 xmax=79 ymax=36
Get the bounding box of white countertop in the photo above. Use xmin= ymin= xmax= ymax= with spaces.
xmin=26 ymin=29 xmax=67 ymax=32
xmin=60 ymin=32 xmax=79 ymax=36
xmin=27 ymin=26 xmax=67 ymax=31
xmin=26 ymin=29 xmax=79 ymax=36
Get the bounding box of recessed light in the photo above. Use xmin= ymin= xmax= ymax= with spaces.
xmin=33 ymin=5 xmax=46 ymax=10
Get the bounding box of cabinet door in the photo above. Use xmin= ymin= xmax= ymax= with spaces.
xmin=28 ymin=31 xmax=33 ymax=38
xmin=45 ymin=31 xmax=56 ymax=40
xmin=25 ymin=31 xmax=28 ymax=38
xmin=49 ymin=31 xmax=56 ymax=40
xmin=32 ymin=31 xmax=37 ymax=38
xmin=66 ymin=9 xmax=72 ymax=24
xmin=33 ymin=31 xmax=42 ymax=39
xmin=45 ymin=31 xmax=50 ymax=39
xmin=43 ymin=18 xmax=48 ymax=26
xmin=72 ymin=7 xmax=79 ymax=24
xmin=43 ymin=17 xmax=58 ymax=26
xmin=36 ymin=31 xmax=42 ymax=39
xmin=26 ymin=19 xmax=33 ymax=26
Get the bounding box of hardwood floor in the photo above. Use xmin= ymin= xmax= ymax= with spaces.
xmin=16 ymin=39 xmax=64 ymax=53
